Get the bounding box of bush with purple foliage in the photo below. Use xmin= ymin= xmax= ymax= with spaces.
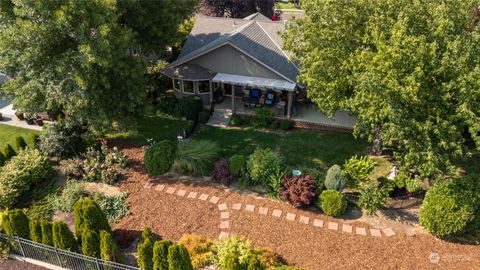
xmin=280 ymin=174 xmax=317 ymax=208
xmin=211 ymin=158 xmax=234 ymax=185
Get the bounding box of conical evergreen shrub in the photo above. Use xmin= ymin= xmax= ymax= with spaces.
xmin=137 ymin=238 xmax=154 ymax=270
xmin=29 ymin=220 xmax=43 ymax=243
xmin=82 ymin=229 xmax=100 ymax=258
xmin=0 ymin=151 xmax=6 ymax=166
xmin=41 ymin=221 xmax=53 ymax=246
xmin=153 ymin=240 xmax=173 ymax=270
xmin=52 ymin=221 xmax=77 ymax=251
xmin=15 ymin=136 xmax=28 ymax=150
xmin=73 ymin=198 xmax=110 ymax=243
xmin=1 ymin=209 xmax=29 ymax=239
xmin=167 ymin=244 xmax=193 ymax=270
xmin=3 ymin=144 xmax=16 ymax=160
xmin=100 ymin=230 xmax=118 ymax=262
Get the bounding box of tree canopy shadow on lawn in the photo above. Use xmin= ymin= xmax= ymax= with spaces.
xmin=192 ymin=125 xmax=369 ymax=172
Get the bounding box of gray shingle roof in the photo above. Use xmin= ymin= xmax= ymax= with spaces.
xmin=243 ymin=12 xmax=271 ymax=21
xmin=170 ymin=14 xmax=299 ymax=82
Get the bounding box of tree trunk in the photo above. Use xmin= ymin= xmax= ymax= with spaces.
xmin=372 ymin=124 xmax=383 ymax=155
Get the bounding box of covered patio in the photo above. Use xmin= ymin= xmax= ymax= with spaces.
xmin=211 ymin=73 xmax=297 ymax=118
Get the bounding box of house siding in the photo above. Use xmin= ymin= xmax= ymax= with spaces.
xmin=188 ymin=44 xmax=285 ymax=81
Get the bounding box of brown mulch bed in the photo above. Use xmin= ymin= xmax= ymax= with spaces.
xmin=0 ymin=260 xmax=47 ymax=270
xmin=115 ymin=146 xmax=480 ymax=270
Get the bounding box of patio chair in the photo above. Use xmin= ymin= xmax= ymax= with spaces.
xmin=264 ymin=90 xmax=275 ymax=106
xmin=245 ymin=88 xmax=261 ymax=107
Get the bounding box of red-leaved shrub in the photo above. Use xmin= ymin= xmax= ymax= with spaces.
xmin=211 ymin=158 xmax=234 ymax=185
xmin=280 ymin=175 xmax=317 ymax=208
xmin=113 ymin=229 xmax=139 ymax=249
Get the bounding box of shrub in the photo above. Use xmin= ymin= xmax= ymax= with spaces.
xmin=31 ymin=134 xmax=40 ymax=149
xmin=15 ymin=136 xmax=28 ymax=150
xmin=100 ymin=230 xmax=118 ymax=262
xmin=405 ymin=178 xmax=423 ymax=193
xmin=173 ymin=140 xmax=219 ymax=175
xmin=157 ymin=93 xmax=180 ymax=117
xmin=280 ymin=175 xmax=317 ymax=208
xmin=267 ymin=170 xmax=285 ymax=199
xmin=279 ymin=119 xmax=292 ymax=130
xmin=178 ymin=234 xmax=214 ymax=269
xmin=153 ymin=240 xmax=173 ymax=270
xmin=138 ymin=238 xmax=154 ymax=270
xmin=73 ymin=198 xmax=111 ymax=243
xmin=92 ymin=192 xmax=129 ymax=223
xmin=39 ymin=123 xmax=96 ymax=158
xmin=224 ymin=253 xmax=242 ymax=270
xmin=41 ymin=221 xmax=53 ymax=246
xmin=0 ymin=151 xmax=5 ymax=167
xmin=211 ymin=158 xmax=234 ymax=185
xmin=81 ymin=144 xmax=128 ymax=184
xmin=253 ymin=107 xmax=274 ymax=128
xmin=82 ymin=229 xmax=100 ymax=258
xmin=52 ymin=221 xmax=77 ymax=251
xmin=229 ymin=114 xmax=243 ymax=126
xmin=272 ymin=266 xmax=304 ymax=270
xmin=324 ymin=165 xmax=346 ymax=191
xmin=3 ymin=144 xmax=16 ymax=160
xmin=198 ymin=111 xmax=210 ymax=124
xmin=144 ymin=140 xmax=176 ymax=176
xmin=141 ymin=227 xmax=154 ymax=244
xmin=183 ymin=96 xmax=203 ymax=121
xmin=112 ymin=229 xmax=138 ymax=249
xmin=214 ymin=235 xmax=253 ymax=269
xmin=318 ymin=190 xmax=347 ymax=217
xmin=229 ymin=155 xmax=247 ymax=176
xmin=247 ymin=255 xmax=265 ymax=270
xmin=357 ymin=184 xmax=389 ymax=215
xmin=255 ymin=247 xmax=282 ymax=268
xmin=269 ymin=120 xmax=280 ymax=130
xmin=419 ymin=176 xmax=479 ymax=238
xmin=342 ymin=155 xmax=376 ymax=187
xmin=0 ymin=148 xmax=52 ymax=208
xmin=1 ymin=209 xmax=30 ymax=239
xmin=29 ymin=220 xmax=43 ymax=243
xmin=167 ymin=244 xmax=193 ymax=270
xmin=246 ymin=148 xmax=283 ymax=186
xmin=59 ymin=158 xmax=84 ymax=179
xmin=51 ymin=180 xmax=87 ymax=212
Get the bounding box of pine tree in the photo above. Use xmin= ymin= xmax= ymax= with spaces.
xmin=52 ymin=222 xmax=77 ymax=251
xmin=29 ymin=220 xmax=43 ymax=243
xmin=153 ymin=240 xmax=173 ymax=270
xmin=41 ymin=221 xmax=53 ymax=246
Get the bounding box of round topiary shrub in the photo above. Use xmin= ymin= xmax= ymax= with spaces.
xmin=419 ymin=177 xmax=477 ymax=238
xmin=246 ymin=148 xmax=283 ymax=186
xmin=229 ymin=155 xmax=247 ymax=176
xmin=318 ymin=190 xmax=347 ymax=217
xmin=324 ymin=164 xmax=346 ymax=191
xmin=144 ymin=140 xmax=176 ymax=176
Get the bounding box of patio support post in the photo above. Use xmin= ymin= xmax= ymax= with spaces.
xmin=287 ymin=91 xmax=293 ymax=118
xmin=231 ymin=84 xmax=236 ymax=113
xmin=209 ymin=81 xmax=213 ymax=104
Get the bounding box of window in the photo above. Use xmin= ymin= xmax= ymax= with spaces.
xmin=183 ymin=81 xmax=194 ymax=93
xmin=198 ymin=81 xmax=210 ymax=94
xmin=173 ymin=79 xmax=181 ymax=91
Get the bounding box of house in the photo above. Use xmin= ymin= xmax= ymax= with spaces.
xmin=162 ymin=12 xmax=300 ymax=118
xmin=162 ymin=13 xmax=356 ymax=129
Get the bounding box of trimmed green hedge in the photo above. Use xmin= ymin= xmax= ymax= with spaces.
xmin=318 ymin=190 xmax=347 ymax=217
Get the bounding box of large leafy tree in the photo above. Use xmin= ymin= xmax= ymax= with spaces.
xmin=198 ymin=0 xmax=274 ymax=18
xmin=0 ymin=0 xmax=195 ymax=130
xmin=283 ymin=0 xmax=480 ymax=177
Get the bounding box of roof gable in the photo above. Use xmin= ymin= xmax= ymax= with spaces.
xmin=170 ymin=14 xmax=299 ymax=82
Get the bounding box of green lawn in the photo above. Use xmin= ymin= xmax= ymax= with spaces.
xmin=0 ymin=123 xmax=40 ymax=150
xmin=106 ymin=115 xmax=191 ymax=145
xmin=276 ymin=2 xmax=301 ymax=10
xmin=192 ymin=125 xmax=368 ymax=172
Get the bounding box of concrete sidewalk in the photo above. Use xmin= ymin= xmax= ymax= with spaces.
xmin=0 ymin=98 xmax=43 ymax=131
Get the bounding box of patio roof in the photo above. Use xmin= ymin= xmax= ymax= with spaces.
xmin=211 ymin=73 xmax=297 ymax=91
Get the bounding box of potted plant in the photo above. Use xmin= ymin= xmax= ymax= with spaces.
xmin=15 ymin=111 xmax=24 ymax=120
xmin=35 ymin=116 xmax=44 ymax=126
xmin=25 ymin=114 xmax=35 ymax=125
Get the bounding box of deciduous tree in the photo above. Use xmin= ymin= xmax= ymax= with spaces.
xmin=283 ymin=0 xmax=480 ymax=177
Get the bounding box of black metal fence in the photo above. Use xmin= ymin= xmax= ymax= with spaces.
xmin=0 ymin=233 xmax=139 ymax=270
